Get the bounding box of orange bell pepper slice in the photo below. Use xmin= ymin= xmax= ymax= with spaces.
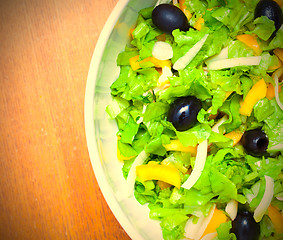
xmin=268 ymin=205 xmax=283 ymax=234
xmin=266 ymin=83 xmax=282 ymax=100
xmin=136 ymin=164 xmax=181 ymax=188
xmin=274 ymin=48 xmax=283 ymax=62
xmin=239 ymin=78 xmax=267 ymax=116
xmin=157 ymin=180 xmax=172 ymax=190
xmin=236 ymin=34 xmax=262 ymax=56
xmin=201 ymin=208 xmax=228 ymax=238
xmin=224 ymin=130 xmax=244 ymax=146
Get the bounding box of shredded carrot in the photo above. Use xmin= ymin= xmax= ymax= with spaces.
xmin=236 ymin=34 xmax=262 ymax=56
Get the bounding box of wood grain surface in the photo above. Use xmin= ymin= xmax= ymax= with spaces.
xmin=0 ymin=0 xmax=131 ymax=239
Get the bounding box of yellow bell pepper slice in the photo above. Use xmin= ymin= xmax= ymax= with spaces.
xmin=129 ymin=55 xmax=171 ymax=71
xmin=136 ymin=164 xmax=181 ymax=188
xmin=201 ymin=208 xmax=228 ymax=238
xmin=179 ymin=0 xmax=192 ymax=21
xmin=236 ymin=34 xmax=262 ymax=56
xmin=239 ymin=78 xmax=267 ymax=116
xmin=194 ymin=17 xmax=205 ymax=31
xmin=163 ymin=139 xmax=197 ymax=156
xmin=268 ymin=205 xmax=283 ymax=234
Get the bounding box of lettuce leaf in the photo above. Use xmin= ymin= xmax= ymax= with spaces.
xmin=252 ymin=16 xmax=276 ymax=41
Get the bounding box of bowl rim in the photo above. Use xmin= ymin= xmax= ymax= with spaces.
xmin=84 ymin=0 xmax=145 ymax=239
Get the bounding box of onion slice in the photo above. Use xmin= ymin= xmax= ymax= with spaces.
xmin=125 ymin=150 xmax=149 ymax=197
xmin=272 ymin=66 xmax=283 ymax=111
xmin=205 ymin=47 xmax=228 ymax=64
xmin=173 ymin=34 xmax=209 ymax=70
xmin=225 ymin=199 xmax=238 ymax=221
xmin=253 ymin=175 xmax=274 ymax=222
xmin=184 ymin=204 xmax=216 ymax=240
xmin=207 ymin=56 xmax=261 ymax=70
xmin=182 ymin=140 xmax=208 ymax=190
xmin=152 ymin=41 xmax=173 ymax=60
xmin=201 ymin=232 xmax=218 ymax=240
xmin=211 ymin=115 xmax=228 ymax=134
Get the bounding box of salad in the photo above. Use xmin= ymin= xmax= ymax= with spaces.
xmin=106 ymin=0 xmax=283 ymax=239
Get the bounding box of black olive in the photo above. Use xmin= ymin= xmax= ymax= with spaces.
xmin=152 ymin=4 xmax=191 ymax=34
xmin=231 ymin=211 xmax=260 ymax=240
xmin=241 ymin=129 xmax=269 ymax=157
xmin=255 ymin=0 xmax=282 ymax=31
xmin=167 ymin=96 xmax=202 ymax=131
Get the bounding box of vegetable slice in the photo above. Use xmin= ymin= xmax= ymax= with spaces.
xmin=266 ymin=83 xmax=282 ymax=100
xmin=129 ymin=55 xmax=171 ymax=70
xmin=201 ymin=208 xmax=228 ymax=238
xmin=207 ymin=56 xmax=261 ymax=70
xmin=125 ymin=150 xmax=149 ymax=197
xmin=239 ymin=78 xmax=267 ymax=116
xmin=136 ymin=164 xmax=181 ymax=188
xmin=225 ymin=199 xmax=238 ymax=220
xmin=179 ymin=0 xmax=192 ymax=20
xmin=205 ymin=47 xmax=228 ymax=64
xmin=152 ymin=41 xmax=173 ymax=60
xmin=184 ymin=204 xmax=216 ymax=240
xmin=211 ymin=115 xmax=228 ymax=134
xmin=173 ymin=34 xmax=209 ymax=70
xmin=253 ymin=175 xmax=274 ymax=222
xmin=194 ymin=17 xmax=205 ymax=31
xmin=268 ymin=205 xmax=283 ymax=234
xmin=224 ymin=130 xmax=244 ymax=146
xmin=182 ymin=140 xmax=208 ymax=190
xmin=236 ymin=34 xmax=262 ymax=55
xmin=274 ymin=48 xmax=283 ymax=61
xmin=272 ymin=66 xmax=283 ymax=111
xmin=163 ymin=139 xmax=197 ymax=156
xmin=200 ymin=232 xmax=218 ymax=240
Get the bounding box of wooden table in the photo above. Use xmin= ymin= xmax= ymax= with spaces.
xmin=0 ymin=0 xmax=131 ymax=239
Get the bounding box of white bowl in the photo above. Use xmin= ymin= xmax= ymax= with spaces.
xmin=84 ymin=0 xmax=163 ymax=239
